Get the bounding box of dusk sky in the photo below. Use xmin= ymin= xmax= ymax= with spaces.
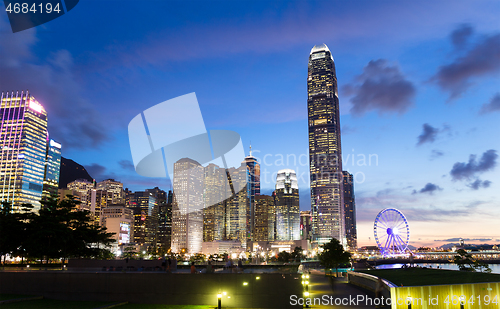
xmin=1 ymin=0 xmax=499 ymax=248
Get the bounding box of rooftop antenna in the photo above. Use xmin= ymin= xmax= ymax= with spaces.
xmin=249 ymin=142 xmax=252 ymax=156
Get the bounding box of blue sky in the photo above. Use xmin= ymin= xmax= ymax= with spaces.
xmin=1 ymin=0 xmax=499 ymax=247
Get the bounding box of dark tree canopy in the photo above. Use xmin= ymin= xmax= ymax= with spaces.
xmin=0 ymin=196 xmax=115 ymax=263
xmin=318 ymin=238 xmax=351 ymax=275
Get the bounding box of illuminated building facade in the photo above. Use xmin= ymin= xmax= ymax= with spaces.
xmin=171 ymin=158 xmax=204 ymax=254
xmin=254 ymin=194 xmax=275 ymax=241
xmin=226 ymin=164 xmax=248 ymax=246
xmin=96 ymin=179 xmax=124 ymax=204
xmin=101 ymin=205 xmax=134 ymax=255
xmin=157 ymin=190 xmax=172 ymax=254
xmin=203 ymin=163 xmax=230 ymax=242
xmin=275 ymin=169 xmax=300 ymax=241
xmin=307 ymin=44 xmax=344 ymax=245
xmin=0 ymin=91 xmax=50 ymax=211
xmin=343 ymin=171 xmax=357 ymax=249
xmin=300 ymin=211 xmax=312 ymax=241
xmin=243 ymin=146 xmax=260 ymax=241
xmin=67 ymin=179 xmax=94 ymax=211
xmin=42 ymin=139 xmax=62 ymax=200
xmin=127 ymin=191 xmax=157 ymax=252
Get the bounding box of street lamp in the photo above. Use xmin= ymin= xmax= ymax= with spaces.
xmin=217 ymin=293 xmax=222 ymax=309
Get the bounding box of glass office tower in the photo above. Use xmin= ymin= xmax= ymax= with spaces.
xmin=0 ymin=91 xmax=49 ymax=211
xmin=307 ymin=44 xmax=344 ymax=245
xmin=274 ymin=169 xmax=300 ymax=241
xmin=42 ymin=139 xmax=62 ymax=200
xmin=243 ymin=147 xmax=260 ymax=241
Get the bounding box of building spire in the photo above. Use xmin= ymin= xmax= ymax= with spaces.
xmin=249 ymin=143 xmax=252 ymax=156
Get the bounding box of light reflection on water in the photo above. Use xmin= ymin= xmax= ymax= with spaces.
xmin=376 ymin=263 xmax=500 ymax=274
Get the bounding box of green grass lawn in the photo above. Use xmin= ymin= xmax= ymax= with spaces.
xmin=360 ymin=268 xmax=500 ymax=286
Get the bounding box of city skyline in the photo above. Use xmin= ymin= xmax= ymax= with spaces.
xmin=0 ymin=1 xmax=499 ymax=248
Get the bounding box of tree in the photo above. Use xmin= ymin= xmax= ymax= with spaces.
xmin=318 ymin=238 xmax=351 ymax=277
xmin=453 ymin=249 xmax=491 ymax=273
xmin=291 ymin=246 xmax=304 ymax=263
xmin=24 ymin=196 xmax=115 ymax=262
xmin=277 ymin=251 xmax=291 ymax=263
xmin=0 ymin=202 xmax=33 ymax=264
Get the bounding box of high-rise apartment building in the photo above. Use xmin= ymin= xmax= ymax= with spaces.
xmin=343 ymin=171 xmax=357 ymax=249
xmin=275 ymin=169 xmax=300 ymax=241
xmin=307 ymin=44 xmax=344 ymax=245
xmin=0 ymin=91 xmax=52 ymax=211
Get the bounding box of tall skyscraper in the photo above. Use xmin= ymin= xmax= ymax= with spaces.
xmin=254 ymin=194 xmax=275 ymax=241
xmin=219 ymin=164 xmax=247 ymax=247
xmin=274 ymin=169 xmax=300 ymax=240
xmin=157 ymin=190 xmax=173 ymax=254
xmin=300 ymin=211 xmax=312 ymax=241
xmin=243 ymin=146 xmax=260 ymax=241
xmin=307 ymin=44 xmax=344 ymax=245
xmin=42 ymin=139 xmax=62 ymax=200
xmin=171 ymin=158 xmax=204 ymax=254
xmin=203 ymin=163 xmax=230 ymax=242
xmin=343 ymin=171 xmax=357 ymax=249
xmin=0 ymin=91 xmax=51 ymax=211
xmin=127 ymin=190 xmax=158 ymax=252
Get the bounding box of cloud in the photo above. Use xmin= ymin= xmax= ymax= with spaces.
xmin=431 ymin=150 xmax=444 ymax=159
xmin=412 ymin=183 xmax=442 ymax=195
xmin=450 ymin=149 xmax=498 ymax=181
xmin=341 ymin=125 xmax=357 ymax=135
xmin=479 ymin=93 xmax=500 ymax=114
xmin=468 ymin=179 xmax=492 ymax=190
xmin=343 ymin=59 xmax=416 ymax=116
xmin=434 ymin=238 xmax=492 ymax=242
xmin=0 ymin=16 xmax=110 ymax=150
xmin=119 ymin=160 xmax=135 ymax=171
xmin=417 ymin=124 xmax=439 ymax=145
xmin=450 ymin=24 xmax=474 ymax=49
xmin=432 ymin=26 xmax=500 ymax=99
xmin=84 ymin=163 xmax=107 ymax=180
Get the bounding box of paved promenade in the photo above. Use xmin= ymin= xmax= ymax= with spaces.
xmin=306 ymin=270 xmax=387 ymax=309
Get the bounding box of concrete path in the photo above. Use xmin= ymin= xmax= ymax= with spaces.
xmin=305 ymin=271 xmax=387 ymax=309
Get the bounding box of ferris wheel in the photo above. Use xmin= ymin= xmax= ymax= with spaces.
xmin=374 ymin=208 xmax=410 ymax=256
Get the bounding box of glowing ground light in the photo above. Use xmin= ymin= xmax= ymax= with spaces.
xmin=243 ymin=282 xmax=248 ymax=286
